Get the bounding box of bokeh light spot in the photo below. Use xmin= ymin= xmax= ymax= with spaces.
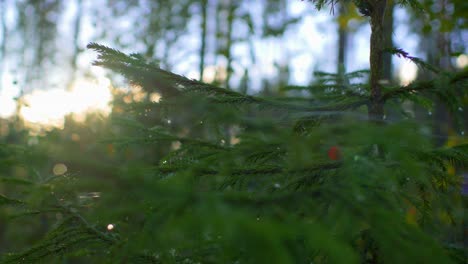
xmin=456 ymin=54 xmax=467 ymax=68
xmin=399 ymin=61 xmax=418 ymax=86
xmin=53 ymin=163 xmax=68 ymax=176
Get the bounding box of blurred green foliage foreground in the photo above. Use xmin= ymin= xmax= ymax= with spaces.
xmin=1 ymin=1 xmax=468 ymax=262
xmin=0 ymin=42 xmax=465 ymax=263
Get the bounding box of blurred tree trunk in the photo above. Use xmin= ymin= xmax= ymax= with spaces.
xmin=67 ymin=0 xmax=83 ymax=90
xmin=213 ymin=0 xmax=235 ymax=87
xmin=337 ymin=2 xmax=348 ymax=86
xmin=225 ymin=0 xmax=235 ymax=88
xmin=413 ymin=0 xmax=456 ymax=146
xmin=12 ymin=0 xmax=61 ymax=92
xmin=0 ymin=0 xmax=6 ymax=92
xmin=337 ymin=3 xmax=347 ymax=72
xmin=216 ymin=0 xmax=235 ymax=143
xmin=381 ymin=0 xmax=394 ymax=82
xmin=199 ymin=0 xmax=208 ymax=82
xmin=432 ymin=0 xmax=454 ymax=146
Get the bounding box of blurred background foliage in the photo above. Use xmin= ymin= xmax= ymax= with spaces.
xmin=0 ymin=0 xmax=467 ymax=263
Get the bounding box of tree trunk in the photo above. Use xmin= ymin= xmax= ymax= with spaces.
xmin=199 ymin=0 xmax=208 ymax=82
xmin=67 ymin=0 xmax=83 ymax=90
xmin=224 ymin=0 xmax=235 ymax=89
xmin=337 ymin=3 xmax=347 ymax=74
xmin=381 ymin=0 xmax=393 ymax=82
xmin=0 ymin=0 xmax=7 ymax=92
xmin=433 ymin=0 xmax=453 ymax=146
xmin=368 ymin=0 xmax=387 ymax=121
xmin=337 ymin=2 xmax=348 ymax=86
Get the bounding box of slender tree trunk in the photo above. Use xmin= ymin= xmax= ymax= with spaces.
xmin=0 ymin=2 xmax=6 ymax=240
xmin=368 ymin=0 xmax=387 ymax=121
xmin=68 ymin=0 xmax=83 ymax=90
xmin=0 ymin=0 xmax=7 ymax=92
xmin=224 ymin=0 xmax=235 ymax=89
xmin=337 ymin=25 xmax=346 ymax=71
xmin=337 ymin=2 xmax=347 ymax=85
xmin=213 ymin=0 xmax=221 ymax=82
xmin=433 ymin=0 xmax=453 ymax=146
xmin=199 ymin=0 xmax=208 ymax=82
xmin=381 ymin=0 xmax=393 ymax=82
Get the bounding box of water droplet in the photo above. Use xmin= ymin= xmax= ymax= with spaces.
xmin=53 ymin=163 xmax=67 ymax=176
xmin=78 ymin=192 xmax=101 ymax=200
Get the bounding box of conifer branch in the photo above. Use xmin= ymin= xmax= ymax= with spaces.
xmin=1 ymin=213 xmax=116 ymax=264
xmin=88 ymin=43 xmax=368 ymax=115
xmin=157 ymin=162 xmax=341 ymax=178
xmin=384 ymin=47 xmax=440 ymax=73
xmin=419 ymin=144 xmax=468 ymax=168
xmin=381 ymin=70 xmax=468 ymax=102
xmin=0 ymin=194 xmax=23 ymax=206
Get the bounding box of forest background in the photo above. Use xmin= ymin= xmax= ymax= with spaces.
xmin=1 ymin=0 xmax=466 ymax=123
xmin=0 ymin=0 xmax=467 ymax=263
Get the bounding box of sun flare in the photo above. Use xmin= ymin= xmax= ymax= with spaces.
xmin=20 ymin=77 xmax=112 ymax=128
xmin=399 ymin=61 xmax=418 ymax=86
